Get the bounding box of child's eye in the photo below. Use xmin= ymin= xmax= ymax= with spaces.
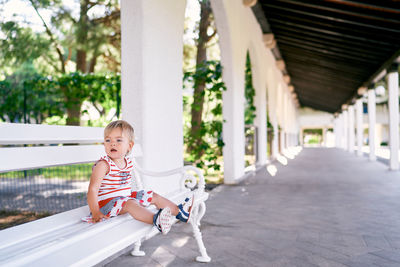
xmin=105 ymin=139 xmax=110 ymax=143
xmin=117 ymin=139 xmax=123 ymax=142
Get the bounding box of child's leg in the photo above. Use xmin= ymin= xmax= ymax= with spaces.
xmin=151 ymin=192 xmax=179 ymax=215
xmin=121 ymin=199 xmax=173 ymax=234
xmin=120 ymin=200 xmax=154 ymax=224
xmin=151 ymin=192 xmax=194 ymax=223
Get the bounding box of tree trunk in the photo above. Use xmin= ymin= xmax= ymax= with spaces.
xmin=189 ymin=0 xmax=213 ymax=154
xmin=76 ymin=0 xmax=89 ymax=73
xmin=76 ymin=50 xmax=87 ymax=73
xmin=66 ymin=0 xmax=89 ymax=125
xmin=66 ymin=98 xmax=82 ymax=126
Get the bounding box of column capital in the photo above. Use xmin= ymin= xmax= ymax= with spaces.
xmin=243 ymin=0 xmax=257 ymax=7
xmin=387 ymin=63 xmax=399 ymax=73
xmin=357 ymin=87 xmax=367 ymax=96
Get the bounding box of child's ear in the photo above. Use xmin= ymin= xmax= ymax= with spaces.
xmin=129 ymin=141 xmax=134 ymax=151
xmin=127 ymin=141 xmax=134 ymax=156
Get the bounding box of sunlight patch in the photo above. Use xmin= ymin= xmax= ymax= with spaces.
xmin=266 ymin=164 xmax=277 ymax=176
xmin=172 ymin=236 xmax=190 ymax=248
xmin=277 ymin=155 xmax=288 ymax=166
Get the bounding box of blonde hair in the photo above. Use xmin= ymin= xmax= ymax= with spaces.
xmin=104 ymin=120 xmax=134 ymax=143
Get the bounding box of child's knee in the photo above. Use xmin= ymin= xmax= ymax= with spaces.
xmin=130 ymin=199 xmax=143 ymax=208
xmin=123 ymin=199 xmax=139 ymax=211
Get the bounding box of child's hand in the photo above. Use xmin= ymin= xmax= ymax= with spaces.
xmin=91 ymin=211 xmax=108 ymax=223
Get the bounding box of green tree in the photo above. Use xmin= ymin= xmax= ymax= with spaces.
xmin=0 ymin=0 xmax=121 ymax=125
xmin=58 ymin=72 xmax=121 ymax=126
xmin=189 ymin=0 xmax=218 ymax=153
xmin=184 ymin=60 xmax=226 ymax=172
xmin=245 ymin=52 xmax=256 ymax=125
xmin=0 ymin=21 xmax=52 ymax=71
xmin=0 ymin=63 xmax=64 ymax=123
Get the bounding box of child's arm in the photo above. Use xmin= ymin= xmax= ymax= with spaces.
xmin=87 ymin=160 xmax=109 ymax=223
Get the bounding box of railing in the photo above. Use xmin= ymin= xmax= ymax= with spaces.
xmin=0 ymin=123 xmax=104 ymax=213
xmin=245 ymin=125 xmax=258 ymax=168
xmin=0 ymin=163 xmax=92 ymax=213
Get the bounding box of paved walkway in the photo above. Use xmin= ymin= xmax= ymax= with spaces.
xmin=102 ymin=148 xmax=400 ymax=267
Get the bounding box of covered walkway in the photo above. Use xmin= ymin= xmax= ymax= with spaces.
xmin=104 ymin=148 xmax=400 ymax=267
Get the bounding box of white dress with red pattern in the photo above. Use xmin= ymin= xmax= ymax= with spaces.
xmin=82 ymin=155 xmax=153 ymax=223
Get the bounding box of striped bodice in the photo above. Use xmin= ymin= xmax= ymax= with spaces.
xmin=98 ymin=155 xmax=133 ymax=206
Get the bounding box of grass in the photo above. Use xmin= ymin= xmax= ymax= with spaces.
xmin=0 ymin=163 xmax=93 ymax=180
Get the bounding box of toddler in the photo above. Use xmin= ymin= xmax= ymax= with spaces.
xmin=84 ymin=120 xmax=193 ymax=234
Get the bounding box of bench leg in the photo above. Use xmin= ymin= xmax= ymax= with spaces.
xmin=131 ymin=240 xmax=146 ymax=257
xmin=190 ymin=202 xmax=211 ymax=263
xmin=196 ymin=200 xmax=206 ymax=226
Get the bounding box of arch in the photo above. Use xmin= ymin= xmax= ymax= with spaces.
xmin=210 ymin=0 xmax=245 ymax=183
xmin=246 ymin=40 xmax=268 ymax=164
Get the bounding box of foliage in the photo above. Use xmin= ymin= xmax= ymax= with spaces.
xmin=0 ymin=63 xmax=64 ymax=123
xmin=58 ymin=72 xmax=121 ymax=125
xmin=0 ymin=71 xmax=120 ymax=125
xmin=0 ymin=21 xmax=51 ymax=71
xmin=266 ymin=113 xmax=274 ymax=137
xmin=303 ymin=128 xmax=323 ymax=135
xmin=0 ymin=0 xmax=121 ymax=124
xmin=306 ymin=136 xmax=321 ymax=144
xmin=183 ymin=60 xmax=226 ymax=173
xmin=245 ymin=52 xmax=256 ymax=125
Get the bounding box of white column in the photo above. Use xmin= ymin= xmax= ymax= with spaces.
xmin=333 ymin=118 xmax=337 ymax=147
xmin=280 ymin=129 xmax=285 ymax=153
xmin=356 ymin=99 xmax=363 ymax=156
xmin=272 ymin=117 xmax=278 ymax=158
xmin=340 ymin=114 xmax=345 ymax=149
xmin=387 ymin=65 xmax=399 ymax=170
xmin=368 ymin=89 xmax=376 ymax=161
xmin=299 ymin=127 xmax=304 ymax=146
xmin=348 ymin=105 xmax=355 ymax=153
xmin=336 ymin=114 xmax=342 ymax=148
xmin=322 ymin=127 xmax=327 ymax=147
xmin=211 ymin=1 xmax=247 ymax=184
xmin=343 ymin=110 xmax=348 ymax=150
xmin=282 ymin=92 xmax=287 ymax=151
xmin=254 ymin=86 xmax=267 ymax=165
xmin=335 ymin=116 xmax=341 ymax=148
xmin=121 ymin=0 xmax=186 ymax=193
xmin=222 ymin=81 xmax=245 ymax=183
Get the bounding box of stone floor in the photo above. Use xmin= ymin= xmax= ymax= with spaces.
xmin=102 ymin=148 xmax=400 ymax=267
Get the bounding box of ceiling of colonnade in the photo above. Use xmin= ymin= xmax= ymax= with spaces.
xmin=252 ymin=0 xmax=400 ymax=113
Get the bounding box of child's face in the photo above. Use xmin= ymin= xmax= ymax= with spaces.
xmin=104 ymin=128 xmax=134 ymax=160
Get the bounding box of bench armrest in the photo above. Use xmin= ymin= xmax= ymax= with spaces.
xmin=132 ymin=158 xmax=206 ymax=192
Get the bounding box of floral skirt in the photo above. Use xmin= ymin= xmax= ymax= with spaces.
xmin=82 ymin=190 xmax=153 ymax=223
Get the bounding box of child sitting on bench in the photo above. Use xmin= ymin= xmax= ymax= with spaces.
xmin=84 ymin=120 xmax=193 ymax=234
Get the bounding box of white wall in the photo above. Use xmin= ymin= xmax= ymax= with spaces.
xmin=298 ymin=107 xmax=334 ymax=129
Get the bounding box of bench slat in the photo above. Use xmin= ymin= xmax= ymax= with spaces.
xmin=0 ymin=123 xmax=103 ymax=144
xmin=0 ymin=144 xmax=143 ymax=173
xmin=0 ymin=123 xmax=210 ymax=265
xmin=0 ymin=145 xmax=105 ymax=172
xmin=0 ymin=191 xmax=208 ymax=266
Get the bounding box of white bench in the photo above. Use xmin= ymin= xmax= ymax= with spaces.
xmin=0 ymin=123 xmax=211 ymax=266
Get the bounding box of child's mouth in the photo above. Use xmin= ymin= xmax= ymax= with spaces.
xmin=111 ymin=149 xmax=117 ymax=152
